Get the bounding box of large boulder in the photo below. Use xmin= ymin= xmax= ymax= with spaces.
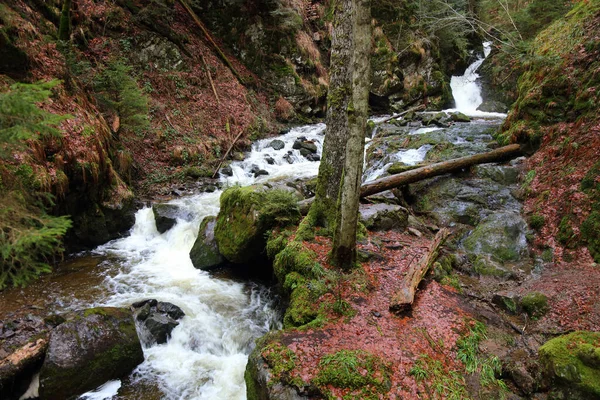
xmin=190 ymin=216 xmax=225 ymax=271
xmin=359 ymin=204 xmax=408 ymax=231
xmin=39 ymin=307 xmax=143 ymax=400
xmin=539 ymin=331 xmax=600 ymax=399
xmin=215 ymin=185 xmax=301 ymax=264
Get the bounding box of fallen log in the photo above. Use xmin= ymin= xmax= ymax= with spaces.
xmin=298 ymin=144 xmax=522 ymax=214
xmin=389 ymin=228 xmax=449 ymax=314
xmin=376 ymin=104 xmax=425 ymax=125
xmin=361 ymin=144 xmax=521 ymax=197
xmin=178 ymin=0 xmax=246 ymax=85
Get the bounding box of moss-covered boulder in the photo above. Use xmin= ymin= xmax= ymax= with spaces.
xmin=190 ymin=216 xmax=225 ymax=271
xmin=539 ymin=331 xmax=600 ymax=399
xmin=450 ymin=111 xmax=471 ymax=122
xmin=520 ymin=292 xmax=549 ymax=319
xmin=39 ymin=307 xmax=144 ymax=400
xmin=215 ymin=185 xmax=301 ymax=264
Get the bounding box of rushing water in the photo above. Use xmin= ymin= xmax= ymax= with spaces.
xmin=73 ymin=124 xmax=327 ymax=399
xmin=28 ymin=45 xmax=511 ymax=399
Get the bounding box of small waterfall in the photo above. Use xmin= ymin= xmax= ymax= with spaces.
xmin=446 ymin=42 xmax=506 ymax=118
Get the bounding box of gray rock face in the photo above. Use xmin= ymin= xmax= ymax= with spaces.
xmin=39 ymin=307 xmax=143 ymax=400
xmin=359 ymin=203 xmax=408 ymax=231
xmin=132 ymin=32 xmax=184 ymax=71
xmin=190 ymin=216 xmax=225 ymax=271
xmin=132 ymin=300 xmax=185 ymax=345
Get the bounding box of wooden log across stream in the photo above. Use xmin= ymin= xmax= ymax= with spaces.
xmin=360 ymin=143 xmax=522 ymax=197
xmin=298 ymin=144 xmax=522 ymax=214
xmin=389 ymin=228 xmax=450 ymax=314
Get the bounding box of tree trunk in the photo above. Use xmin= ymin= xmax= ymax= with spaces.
xmin=331 ymin=0 xmax=372 ymax=269
xmin=389 ymin=228 xmax=449 ymax=314
xmin=304 ymin=0 xmax=353 ymax=230
xmin=361 ymin=144 xmax=521 ymax=197
xmin=58 ymin=0 xmax=72 ymax=41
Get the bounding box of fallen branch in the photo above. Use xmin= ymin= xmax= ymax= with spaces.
xmin=201 ymin=51 xmax=220 ymax=105
xmin=361 ymin=144 xmax=522 ymax=197
xmin=212 ymin=129 xmax=245 ymax=178
xmin=376 ymin=104 xmax=425 ymax=125
xmin=389 ymin=228 xmax=449 ymax=314
xmin=178 ymin=0 xmax=245 ymax=85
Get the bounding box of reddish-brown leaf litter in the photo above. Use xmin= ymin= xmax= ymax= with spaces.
xmin=285 ymin=232 xmax=473 ymax=398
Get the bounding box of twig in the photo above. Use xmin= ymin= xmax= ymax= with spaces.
xmin=201 ymin=51 xmax=220 ymax=105
xmin=177 ymin=0 xmax=246 ymax=85
xmin=212 ymin=128 xmax=245 ymax=178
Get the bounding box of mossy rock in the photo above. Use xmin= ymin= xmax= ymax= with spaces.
xmin=387 ymin=162 xmax=420 ymax=175
xmin=520 ymin=292 xmax=549 ymax=318
xmin=189 ymin=216 xmax=225 ymax=271
xmin=450 ymin=111 xmax=471 ymax=122
xmin=39 ymin=307 xmax=143 ymax=400
xmin=463 ymin=212 xmax=528 ymax=264
xmin=539 ymin=331 xmax=600 ymax=399
xmin=152 ymin=203 xmax=180 ymax=233
xmin=215 ymin=185 xmax=301 ymax=264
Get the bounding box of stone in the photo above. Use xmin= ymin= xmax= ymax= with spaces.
xmin=491 ymin=292 xmax=521 ymax=314
xmin=215 ymin=185 xmax=301 ymax=265
xmin=132 ymin=300 xmax=184 ymax=345
xmin=269 ymin=140 xmax=285 ymax=150
xmin=39 ymin=307 xmax=143 ymax=400
xmin=0 ymin=338 xmax=48 ymax=400
xmin=152 ymin=203 xmax=182 ymax=233
xmin=265 ymin=156 xmax=275 ymax=165
xmin=359 ymin=204 xmax=409 ymax=232
xmin=450 ymin=111 xmax=471 ymax=122
xmin=190 ymin=216 xmax=225 ymax=271
xmin=220 ymin=166 xmax=233 ymax=177
xmin=254 ymin=169 xmax=269 ymax=177
xmin=463 ymin=212 xmax=528 ymax=264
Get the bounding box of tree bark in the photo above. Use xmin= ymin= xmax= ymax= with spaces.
xmin=361 ymin=144 xmax=521 ymax=197
xmin=58 ymin=0 xmax=72 ymax=41
xmin=304 ymin=0 xmax=353 ymax=230
xmin=331 ymin=0 xmax=372 ymax=269
xmin=389 ymin=228 xmax=449 ymax=314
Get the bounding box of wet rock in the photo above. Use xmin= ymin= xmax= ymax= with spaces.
xmin=204 ymin=185 xmax=217 ymax=193
xmin=283 ymin=152 xmax=294 ymax=164
xmin=132 ymin=300 xmax=185 ymax=345
xmin=359 ymin=204 xmax=408 ymax=232
xmin=492 ymin=292 xmax=521 ymax=314
xmin=477 ymin=99 xmax=508 ymax=113
xmin=152 ymin=203 xmax=181 ymax=233
xmin=220 ymin=166 xmax=233 ymax=177
xmin=474 ymin=164 xmax=520 ymax=185
xmin=306 ymin=154 xmax=320 ymax=162
xmin=463 ymin=211 xmax=529 ymax=264
xmin=293 ymin=139 xmax=317 ymax=154
xmin=255 ymin=169 xmax=269 ymax=177
xmin=265 ymin=156 xmax=275 ymax=165
xmin=450 ymin=111 xmax=471 ymax=122
xmin=190 ymin=216 xmax=225 ymax=271
xmin=39 ymin=307 xmax=143 ymax=400
xmin=269 ymin=140 xmax=285 ymax=150
xmin=539 ymin=331 xmax=600 ymax=398
xmin=503 ymin=349 xmax=538 ymax=395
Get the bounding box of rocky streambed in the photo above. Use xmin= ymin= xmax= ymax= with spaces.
xmin=1 ymin=112 xmax=599 ymax=399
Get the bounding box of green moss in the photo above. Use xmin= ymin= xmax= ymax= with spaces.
xmin=581 ymin=211 xmax=600 ymax=263
xmin=273 ymin=241 xmax=322 ymax=283
xmin=314 ymin=349 xmax=391 ymax=399
xmin=387 ymin=162 xmax=419 ymax=174
xmin=558 ymin=215 xmax=577 ymax=248
xmin=520 ymin=292 xmax=549 ymax=318
xmin=283 ymin=284 xmax=318 ymax=328
xmin=529 ymin=213 xmax=546 ymax=230
xmin=539 ymin=331 xmax=600 ymax=397
xmin=215 ymin=186 xmax=300 ymax=263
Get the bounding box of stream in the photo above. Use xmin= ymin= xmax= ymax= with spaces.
xmin=3 ymin=43 xmax=514 ymax=399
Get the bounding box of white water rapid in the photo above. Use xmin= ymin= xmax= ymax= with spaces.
xmin=446 ymin=42 xmax=506 ymax=118
xmin=76 ymin=125 xmax=326 ymax=399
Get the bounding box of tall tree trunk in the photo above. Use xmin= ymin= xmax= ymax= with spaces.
xmin=331 ymin=0 xmax=372 ymax=269
xmin=58 ymin=0 xmax=72 ymax=41
xmin=302 ymin=0 xmax=353 ymax=232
